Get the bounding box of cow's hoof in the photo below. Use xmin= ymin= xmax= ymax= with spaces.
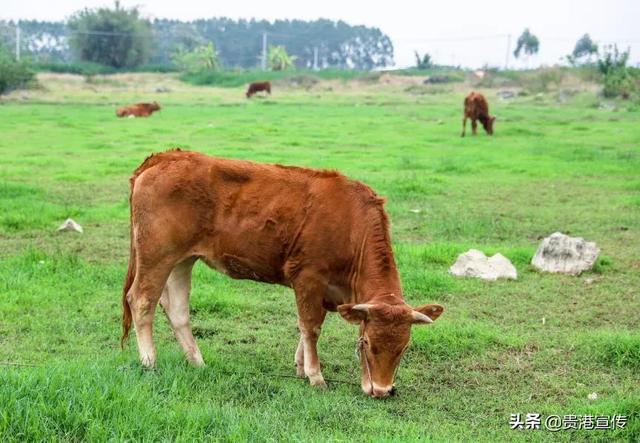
xmin=188 ymin=358 xmax=205 ymax=368
xmin=309 ymin=374 xmax=327 ymax=388
xmin=140 ymin=356 xmax=156 ymax=369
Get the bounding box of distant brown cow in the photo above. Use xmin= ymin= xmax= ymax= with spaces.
xmin=246 ymin=81 xmax=271 ymax=98
xmin=121 ymin=149 xmax=444 ymax=397
xmin=462 ymin=92 xmax=495 ymax=136
xmin=116 ymin=102 xmax=161 ymax=118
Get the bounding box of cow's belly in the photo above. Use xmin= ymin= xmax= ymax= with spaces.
xmin=200 ymin=252 xmax=283 ymax=284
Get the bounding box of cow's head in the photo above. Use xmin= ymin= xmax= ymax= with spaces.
xmin=486 ymin=116 xmax=496 ymax=135
xmin=151 ymin=101 xmax=161 ymax=111
xmin=338 ymin=302 xmax=443 ymax=398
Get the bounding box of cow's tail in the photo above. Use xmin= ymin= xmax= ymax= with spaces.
xmin=120 ymin=183 xmax=136 ymax=349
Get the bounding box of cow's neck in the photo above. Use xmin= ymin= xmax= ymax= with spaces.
xmin=351 ymin=206 xmax=403 ymax=305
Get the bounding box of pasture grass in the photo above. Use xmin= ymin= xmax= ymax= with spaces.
xmin=0 ymin=73 xmax=638 ymax=441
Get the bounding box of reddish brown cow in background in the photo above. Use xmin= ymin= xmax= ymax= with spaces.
xmin=116 ymin=102 xmax=161 ymax=118
xmin=121 ymin=149 xmax=444 ymax=398
xmin=462 ymin=92 xmax=495 ymax=136
xmin=246 ymin=81 xmax=271 ymax=98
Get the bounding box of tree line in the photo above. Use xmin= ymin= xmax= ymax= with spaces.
xmin=0 ymin=3 xmax=394 ymax=71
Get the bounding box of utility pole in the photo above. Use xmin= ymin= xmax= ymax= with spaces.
xmin=261 ymin=32 xmax=267 ymax=71
xmin=505 ymin=34 xmax=511 ymax=69
xmin=16 ymin=21 xmax=21 ymax=61
xmin=313 ymin=47 xmax=318 ymax=71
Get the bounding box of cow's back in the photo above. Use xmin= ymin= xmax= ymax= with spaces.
xmin=130 ymin=151 xmax=352 ymax=285
xmin=464 ymin=92 xmax=489 ymax=118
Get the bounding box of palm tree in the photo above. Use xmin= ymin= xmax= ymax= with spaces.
xmin=268 ymin=45 xmax=297 ymax=71
xmin=513 ymin=28 xmax=539 ymax=59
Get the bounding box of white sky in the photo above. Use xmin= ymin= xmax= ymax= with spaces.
xmin=3 ymin=0 xmax=639 ymax=68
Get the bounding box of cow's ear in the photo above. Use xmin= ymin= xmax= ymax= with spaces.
xmin=412 ymin=304 xmax=444 ymax=324
xmin=338 ymin=304 xmax=369 ymax=324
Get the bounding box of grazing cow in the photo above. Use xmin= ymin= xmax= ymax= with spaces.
xmin=462 ymin=92 xmax=495 ymax=136
xmin=116 ymin=102 xmax=161 ymax=118
xmin=121 ymin=149 xmax=444 ymax=398
xmin=246 ymin=81 xmax=271 ymax=98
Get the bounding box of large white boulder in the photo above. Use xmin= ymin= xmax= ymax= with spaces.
xmin=531 ymin=232 xmax=599 ymax=275
xmin=449 ymin=249 xmax=517 ymax=281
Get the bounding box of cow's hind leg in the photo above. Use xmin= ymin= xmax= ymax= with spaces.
xmin=461 ymin=116 xmax=467 ymax=137
xmin=128 ymin=262 xmax=174 ymax=368
xmin=295 ymin=335 xmax=305 ymax=377
xmin=159 ymin=257 xmax=204 ymax=366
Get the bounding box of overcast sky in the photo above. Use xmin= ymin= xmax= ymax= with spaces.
xmin=4 ymin=0 xmax=639 ymax=68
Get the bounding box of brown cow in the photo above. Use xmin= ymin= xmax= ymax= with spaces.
xmin=246 ymin=81 xmax=271 ymax=98
xmin=116 ymin=102 xmax=161 ymax=118
xmin=121 ymin=149 xmax=444 ymax=398
xmin=461 ymin=92 xmax=495 ymax=136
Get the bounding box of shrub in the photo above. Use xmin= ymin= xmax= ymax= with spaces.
xmin=0 ymin=45 xmax=35 ymax=94
xmin=414 ymin=51 xmax=433 ymax=70
xmin=597 ymin=45 xmax=636 ymax=99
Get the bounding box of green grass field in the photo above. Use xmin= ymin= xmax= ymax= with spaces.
xmin=0 ymin=72 xmax=638 ymax=442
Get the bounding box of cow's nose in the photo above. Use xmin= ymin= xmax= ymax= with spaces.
xmin=371 ymin=386 xmax=394 ymax=398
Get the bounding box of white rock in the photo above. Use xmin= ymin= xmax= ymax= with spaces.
xmin=57 ymin=218 xmax=83 ymax=233
xmin=497 ymin=90 xmax=516 ymax=100
xmin=588 ymin=392 xmax=598 ymax=401
xmin=449 ymin=249 xmax=517 ymax=281
xmin=531 ymin=232 xmax=599 ymax=276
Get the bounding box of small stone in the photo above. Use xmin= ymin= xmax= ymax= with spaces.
xmin=57 ymin=218 xmax=83 ymax=233
xmin=497 ymin=90 xmax=516 ymax=100
xmin=532 ymin=232 xmax=599 ymax=276
xmin=588 ymin=392 xmax=598 ymax=401
xmin=449 ymin=249 xmax=517 ymax=281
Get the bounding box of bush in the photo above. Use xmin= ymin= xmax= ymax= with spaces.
xmin=597 ymin=45 xmax=636 ymax=99
xmin=0 ymin=46 xmax=35 ymax=94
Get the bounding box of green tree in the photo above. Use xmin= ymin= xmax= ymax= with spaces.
xmin=68 ymin=1 xmax=151 ymax=68
xmin=268 ymin=45 xmax=296 ymax=71
xmin=568 ymin=34 xmax=598 ymax=65
xmin=414 ymin=51 xmax=433 ymax=70
xmin=513 ymin=28 xmax=539 ymax=59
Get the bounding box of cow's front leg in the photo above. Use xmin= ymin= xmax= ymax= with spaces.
xmin=292 ymin=272 xmax=328 ymax=387
xmin=471 ymin=119 xmax=478 ymax=135
xmin=297 ymin=314 xmax=327 ymax=387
